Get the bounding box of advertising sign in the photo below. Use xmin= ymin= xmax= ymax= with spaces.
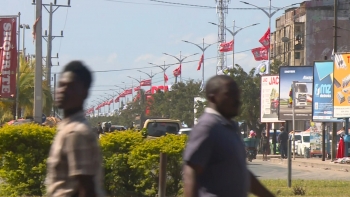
xmin=279 ymin=66 xmax=313 ymax=120
xmin=0 ymin=17 xmax=17 ymax=98
xmin=260 ymin=75 xmax=284 ymax=122
xmin=333 ymin=53 xmax=350 ymax=117
xmin=313 ymin=61 xmax=341 ymax=122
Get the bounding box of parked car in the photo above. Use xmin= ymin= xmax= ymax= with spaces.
xmin=110 ymin=125 xmax=126 ymax=131
xmin=179 ymin=128 xmax=192 ymax=135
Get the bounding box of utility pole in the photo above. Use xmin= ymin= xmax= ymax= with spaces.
xmin=53 ymin=73 xmax=56 ymax=117
xmin=15 ymin=12 xmax=21 ymax=120
xmin=34 ymin=0 xmax=43 ymax=123
xmin=332 ymin=0 xmax=338 ymax=162
xmin=41 ymin=1 xmax=70 ymax=88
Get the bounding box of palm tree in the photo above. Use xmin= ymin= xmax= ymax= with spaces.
xmin=0 ymin=56 xmax=53 ymax=122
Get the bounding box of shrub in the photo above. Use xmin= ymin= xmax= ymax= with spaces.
xmin=0 ymin=124 xmax=55 ymax=197
xmin=128 ymin=134 xmax=188 ymax=197
xmin=99 ymin=131 xmax=144 ymax=196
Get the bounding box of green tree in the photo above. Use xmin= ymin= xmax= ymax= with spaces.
xmin=228 ymin=64 xmax=264 ymax=135
xmin=149 ymin=80 xmax=204 ymax=127
xmin=270 ymin=59 xmax=283 ymax=74
xmin=0 ymin=56 xmax=53 ymax=123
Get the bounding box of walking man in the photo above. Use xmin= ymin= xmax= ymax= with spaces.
xmin=183 ymin=75 xmax=274 ymax=197
xmin=46 ymin=61 xmax=105 ymax=197
xmin=278 ymin=126 xmax=288 ymax=159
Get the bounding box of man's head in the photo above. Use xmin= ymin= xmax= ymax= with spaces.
xmin=55 ymin=61 xmax=93 ymax=110
xmin=280 ymin=126 xmax=284 ymax=132
xmin=205 ymin=75 xmax=241 ymax=119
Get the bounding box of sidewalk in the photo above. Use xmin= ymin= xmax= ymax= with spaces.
xmin=256 ymin=154 xmax=350 ymax=172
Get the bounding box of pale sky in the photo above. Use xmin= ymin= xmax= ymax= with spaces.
xmin=2 ymin=0 xmax=302 ymax=112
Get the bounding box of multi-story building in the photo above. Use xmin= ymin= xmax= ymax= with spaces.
xmin=271 ymin=0 xmax=350 ymax=66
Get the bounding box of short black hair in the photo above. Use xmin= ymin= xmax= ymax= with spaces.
xmin=62 ymin=61 xmax=93 ymax=89
xmin=205 ymin=75 xmax=236 ymax=99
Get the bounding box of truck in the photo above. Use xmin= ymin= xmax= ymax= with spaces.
xmin=143 ymin=118 xmax=182 ymax=137
xmin=134 ymin=114 xmax=170 ymax=130
xmin=288 ymin=81 xmax=308 ymax=108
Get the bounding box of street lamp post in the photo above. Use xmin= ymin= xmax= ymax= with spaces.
xmin=182 ymin=39 xmax=216 ymax=84
xmin=115 ymin=85 xmax=127 ymax=106
xmin=240 ymin=0 xmax=298 ymax=74
xmin=149 ymin=61 xmax=171 ymax=88
xmin=163 ymin=52 xmax=198 ymax=82
xmin=19 ymin=24 xmax=30 ymax=56
xmin=209 ymin=21 xmax=259 ymax=71
xmin=137 ymin=70 xmax=162 ymax=87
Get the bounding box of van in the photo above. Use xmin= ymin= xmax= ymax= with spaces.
xmin=297 ymin=131 xmax=310 ymax=155
xmin=144 ymin=119 xmax=182 ymax=137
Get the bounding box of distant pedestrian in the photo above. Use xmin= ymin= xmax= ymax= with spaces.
xmin=45 ymin=61 xmax=105 ymax=197
xmin=278 ymin=126 xmax=288 ymax=159
xmin=261 ymin=131 xmax=270 ymax=161
xmin=183 ymin=75 xmax=274 ymax=197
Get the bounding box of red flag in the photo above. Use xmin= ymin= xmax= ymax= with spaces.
xmin=119 ymin=92 xmax=126 ymax=97
xmin=219 ymin=40 xmax=234 ymax=52
xmin=251 ymin=47 xmax=268 ymax=61
xmin=164 ymin=73 xmax=168 ymax=82
xmin=124 ymin=88 xmax=133 ymax=95
xmin=32 ymin=16 xmax=41 ymax=43
xmin=140 ymin=79 xmax=151 ymax=86
xmin=197 ymin=54 xmax=204 ymax=71
xmin=173 ymin=65 xmax=182 ymax=77
xmin=145 ymin=89 xmax=152 ymax=94
xmin=108 ymin=99 xmax=113 ymax=105
xmin=0 ymin=17 xmax=18 ymax=98
xmin=134 ymin=86 xmax=141 ymax=91
xmin=115 ymin=96 xmax=120 ymax=103
xmin=259 ymin=28 xmax=270 ymax=49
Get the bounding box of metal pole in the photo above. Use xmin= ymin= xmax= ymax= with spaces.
xmin=163 ymin=61 xmax=166 ymax=88
xmin=345 ymin=118 xmax=349 ymax=157
xmin=202 ymin=38 xmax=205 ymax=84
xmin=292 ymin=81 xmax=296 ymax=160
xmin=179 ymin=51 xmax=182 ymax=82
xmin=34 ymin=0 xmax=43 ymax=123
xmin=332 ymin=0 xmax=338 ymax=161
xmin=46 ymin=2 xmax=53 ymax=88
xmin=22 ymin=25 xmax=25 ymax=56
xmin=267 ymin=0 xmax=271 ymax=74
xmin=322 ymin=122 xmax=326 ymax=161
xmin=15 ymin=12 xmax=21 ymax=120
xmin=158 ymin=153 xmax=167 ymax=197
xmin=53 ymin=73 xmax=56 ymax=117
xmin=287 ymin=138 xmax=292 ymax=187
xmin=232 ymin=20 xmax=235 ymax=68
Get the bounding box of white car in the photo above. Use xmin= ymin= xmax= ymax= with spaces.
xmin=179 ymin=128 xmax=191 ymax=135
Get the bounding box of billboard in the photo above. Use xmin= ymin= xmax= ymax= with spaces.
xmin=260 ymin=75 xmax=283 ymax=122
xmin=279 ymin=66 xmax=313 ymax=120
xmin=333 ymin=53 xmax=350 ymax=118
xmin=0 ymin=17 xmax=17 ymax=98
xmin=313 ymin=61 xmax=340 ymax=122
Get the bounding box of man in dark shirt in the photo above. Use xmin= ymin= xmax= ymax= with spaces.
xmin=183 ymin=75 xmax=274 ymax=197
xmin=278 ymin=126 xmax=289 ymax=159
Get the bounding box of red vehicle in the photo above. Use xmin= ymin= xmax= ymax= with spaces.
xmin=270 ymin=98 xmax=279 ymax=114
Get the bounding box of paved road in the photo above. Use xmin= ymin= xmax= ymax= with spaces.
xmin=279 ymin=105 xmax=312 ymax=114
xmin=248 ymin=160 xmax=350 ymax=180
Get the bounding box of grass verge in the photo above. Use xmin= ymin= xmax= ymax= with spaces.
xmin=249 ymin=180 xmax=350 ymax=196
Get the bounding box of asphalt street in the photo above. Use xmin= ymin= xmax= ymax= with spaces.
xmin=279 ymin=105 xmax=312 ymax=114
xmin=248 ymin=160 xmax=350 ymax=180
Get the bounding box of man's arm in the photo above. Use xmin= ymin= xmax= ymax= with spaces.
xmin=249 ymin=171 xmax=275 ymax=197
xmin=65 ymin=131 xmax=98 ymax=197
xmin=183 ymin=122 xmax=213 ymax=197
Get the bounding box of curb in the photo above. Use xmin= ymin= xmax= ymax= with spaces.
xmin=269 ymin=158 xmax=350 ymax=172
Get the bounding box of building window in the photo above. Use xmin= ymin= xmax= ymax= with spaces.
xmin=295 ymin=52 xmax=301 ymax=59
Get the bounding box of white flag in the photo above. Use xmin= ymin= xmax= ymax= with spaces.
xmin=256 ymin=61 xmax=269 ymax=75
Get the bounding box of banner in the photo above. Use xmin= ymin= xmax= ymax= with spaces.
xmin=251 ymin=47 xmax=268 ymax=61
xmin=333 ymin=53 xmax=350 ymax=118
xmin=259 ymin=28 xmax=270 ymax=49
xmin=0 ymin=17 xmax=17 ymax=98
xmin=313 ymin=61 xmax=340 ymax=122
xmin=219 ymin=40 xmax=233 ymax=52
xmin=256 ymin=61 xmax=269 ymax=75
xmin=279 ymin=66 xmax=313 ymax=120
xmin=260 ymin=75 xmax=284 ymax=123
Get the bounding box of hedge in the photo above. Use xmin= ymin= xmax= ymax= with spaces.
xmin=0 ymin=124 xmax=187 ymax=197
